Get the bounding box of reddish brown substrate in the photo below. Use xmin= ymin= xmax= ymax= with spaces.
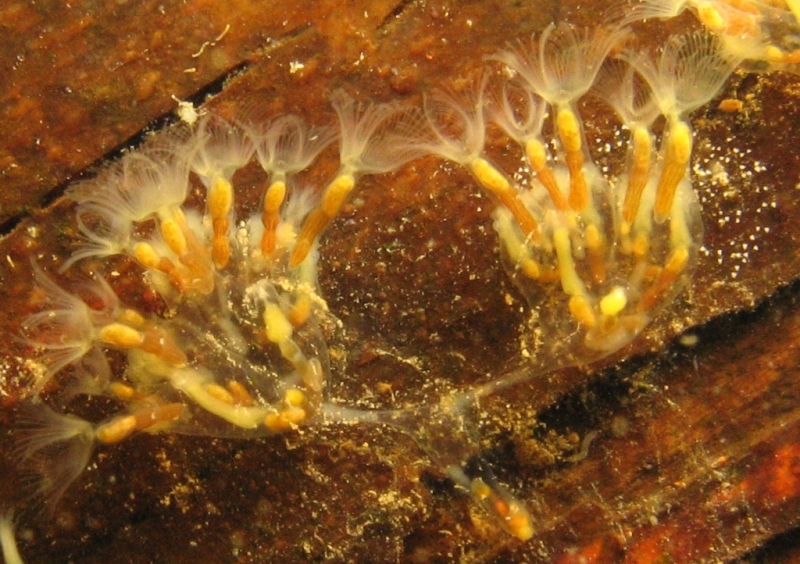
xmin=1 ymin=0 xmax=799 ymax=562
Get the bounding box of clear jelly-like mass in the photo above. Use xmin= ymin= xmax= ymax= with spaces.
xmin=5 ymin=3 xmax=779 ymax=556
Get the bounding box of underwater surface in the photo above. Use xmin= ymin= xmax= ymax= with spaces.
xmin=1 ymin=0 xmax=800 ymax=562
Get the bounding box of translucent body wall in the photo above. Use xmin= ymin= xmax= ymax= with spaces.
xmin=1 ymin=0 xmax=800 ymax=561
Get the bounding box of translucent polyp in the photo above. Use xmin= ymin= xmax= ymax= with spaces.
xmin=486 ymin=45 xmax=705 ymax=365
xmin=619 ymin=31 xmax=740 ymax=119
xmin=491 ymin=120 xmax=702 ymax=363
xmin=18 ymin=111 xmax=338 ymax=447
xmin=628 ymin=0 xmax=800 ymax=69
xmin=491 ymin=23 xmax=631 ymax=108
xmin=23 ymin=252 xmax=332 ymax=440
xmin=243 ymin=114 xmax=336 ymax=256
xmin=289 ymin=91 xmax=427 ymax=266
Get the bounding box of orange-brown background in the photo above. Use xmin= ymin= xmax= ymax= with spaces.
xmin=1 ymin=0 xmax=799 ymax=561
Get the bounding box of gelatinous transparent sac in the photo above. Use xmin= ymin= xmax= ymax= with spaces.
xmin=476 ymin=29 xmax=741 ymax=372
xmin=27 ymin=99 xmax=408 ymax=436
xmin=396 ymin=25 xmax=716 ymax=373
xmin=24 ymin=110 xmax=349 ymax=439
xmin=15 ymin=94 xmax=428 ymax=509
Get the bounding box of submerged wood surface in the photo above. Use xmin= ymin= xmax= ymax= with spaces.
xmin=0 ymin=0 xmax=799 ymax=562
